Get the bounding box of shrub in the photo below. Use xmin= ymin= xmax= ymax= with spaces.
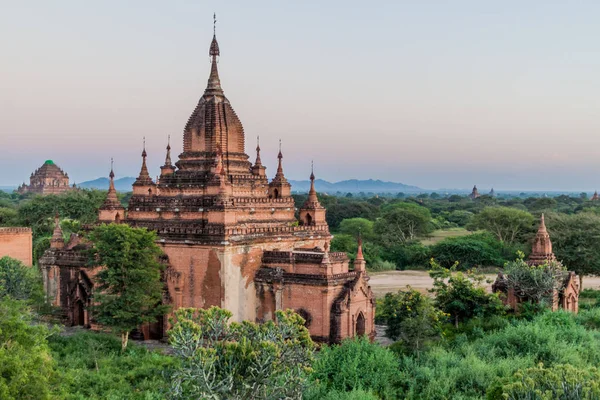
xmin=49 ymin=331 xmax=174 ymax=399
xmin=0 ymin=299 xmax=55 ymax=400
xmin=378 ymin=288 xmax=445 ymax=354
xmin=169 ymin=307 xmax=314 ymax=400
xmin=368 ymin=259 xmax=396 ymax=272
xmin=487 ymin=364 xmax=600 ymax=400
xmin=309 ymin=337 xmax=402 ymax=399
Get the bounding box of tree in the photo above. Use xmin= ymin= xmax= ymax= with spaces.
xmin=429 ymin=232 xmax=514 ymax=270
xmin=0 ymin=299 xmax=55 ymax=399
xmin=87 ymin=224 xmax=169 ymax=350
xmin=338 ymin=218 xmax=375 ymax=240
xmin=467 ymin=206 xmax=534 ymax=245
xmin=447 ymin=210 xmax=474 ymax=227
xmin=429 ymin=260 xmax=505 ymax=327
xmin=378 ymin=287 xmax=445 ymax=355
xmin=0 ymin=256 xmax=43 ymax=303
xmin=547 ymin=212 xmax=600 ymax=288
xmin=169 ymin=307 xmax=314 ymax=400
xmin=503 ymin=255 xmax=567 ymax=307
xmin=375 ymin=203 xmax=433 ymax=245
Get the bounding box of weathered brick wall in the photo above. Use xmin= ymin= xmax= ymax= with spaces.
xmin=0 ymin=227 xmax=33 ymax=266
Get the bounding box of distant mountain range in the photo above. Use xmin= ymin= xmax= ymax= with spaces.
xmin=77 ymin=177 xmax=423 ymax=194
xmin=78 ymin=177 xmax=136 ymax=192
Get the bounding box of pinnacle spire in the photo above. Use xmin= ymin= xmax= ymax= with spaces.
xmin=103 ymin=158 xmax=121 ymax=207
xmin=528 ymin=213 xmax=555 ymax=266
xmin=206 ymin=14 xmax=222 ymax=92
xmin=254 ymin=136 xmax=262 ymax=166
xmin=356 ymin=232 xmax=364 ymax=261
xmin=164 ymin=135 xmax=172 ymax=166
xmin=276 ymin=139 xmax=284 ymax=176
xmin=135 ymin=138 xmax=153 ymax=185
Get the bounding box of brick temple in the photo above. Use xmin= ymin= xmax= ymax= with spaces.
xmin=18 ymin=160 xmax=74 ymax=195
xmin=40 ymin=29 xmax=376 ymax=343
xmin=493 ymin=214 xmax=580 ymax=312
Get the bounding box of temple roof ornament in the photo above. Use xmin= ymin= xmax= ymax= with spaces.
xmin=101 ymin=158 xmax=123 ymax=210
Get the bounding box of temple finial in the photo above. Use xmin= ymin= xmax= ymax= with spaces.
xmin=213 ymin=12 xmax=217 ymax=35
xmin=142 ymin=137 xmax=147 ymax=158
xmin=109 ymin=157 xmax=115 ymax=179
xmin=164 ymin=135 xmax=172 ymax=166
xmin=310 ymin=160 xmax=315 ymax=181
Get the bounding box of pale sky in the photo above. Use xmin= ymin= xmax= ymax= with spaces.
xmin=2 ymin=1 xmax=600 ymax=191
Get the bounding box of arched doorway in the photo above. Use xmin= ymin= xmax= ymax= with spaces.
xmin=356 ymin=312 xmax=366 ymax=336
xmin=273 ymin=189 xmax=279 ymax=199
xmin=74 ymin=300 xmax=85 ymax=326
xmin=306 ymin=213 xmax=313 ymax=226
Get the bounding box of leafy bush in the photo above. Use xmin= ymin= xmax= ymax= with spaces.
xmin=396 ymin=311 xmax=600 ymax=399
xmin=0 ymin=299 xmax=55 ymax=400
xmin=169 ymin=307 xmax=314 ymax=400
xmin=378 ymin=288 xmax=445 ymax=354
xmin=368 ymin=259 xmax=396 ymax=272
xmin=383 ymin=242 xmax=431 ymax=270
xmin=49 ymin=331 xmax=174 ymax=399
xmin=309 ymin=337 xmax=402 ymax=399
xmin=487 ymin=364 xmax=600 ymax=400
xmin=0 ymin=256 xmax=44 ymax=304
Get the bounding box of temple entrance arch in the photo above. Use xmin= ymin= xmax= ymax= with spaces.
xmin=356 ymin=312 xmax=366 ymax=336
xmin=306 ymin=213 xmax=313 ymax=226
xmin=74 ymin=300 xmax=85 ymax=326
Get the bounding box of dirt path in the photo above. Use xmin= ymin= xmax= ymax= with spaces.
xmin=369 ymin=270 xmax=600 ymax=298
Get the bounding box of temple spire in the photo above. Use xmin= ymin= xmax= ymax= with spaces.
xmin=276 ymin=139 xmax=284 ymax=177
xmin=307 ymin=160 xmax=319 ymax=204
xmin=354 ymin=232 xmax=366 ymax=272
xmin=255 ymin=136 xmax=262 ymax=166
xmin=528 ymin=213 xmax=556 ymax=266
xmin=206 ymin=13 xmax=222 ymax=92
xmin=164 ymin=135 xmax=172 ymax=166
xmin=134 ymin=137 xmax=153 ymax=185
xmin=50 ymin=212 xmax=64 ymax=249
xmin=102 ymin=158 xmax=121 ymax=208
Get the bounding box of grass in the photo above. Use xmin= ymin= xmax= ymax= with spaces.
xmin=420 ymin=228 xmax=472 ymax=246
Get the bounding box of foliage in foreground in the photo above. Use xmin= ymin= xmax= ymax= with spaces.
xmin=0 ymin=256 xmax=44 ymax=304
xmin=307 ymin=336 xmax=402 ymax=399
xmin=377 ymin=287 xmax=445 ymax=354
xmin=487 ymin=364 xmax=600 ymax=400
xmin=0 ymin=299 xmax=55 ymax=400
xmin=49 ymin=332 xmax=174 ymax=400
xmin=396 ymin=310 xmax=600 ymax=399
xmin=169 ymin=307 xmax=314 ymax=400
xmin=429 ymin=260 xmax=505 ymax=327
xmin=503 ymin=255 xmax=568 ymax=306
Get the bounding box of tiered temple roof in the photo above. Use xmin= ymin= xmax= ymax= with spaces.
xmin=18 ymin=160 xmax=73 ymax=195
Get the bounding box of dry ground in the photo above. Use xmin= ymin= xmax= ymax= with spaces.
xmin=369 ymin=270 xmax=600 ymax=298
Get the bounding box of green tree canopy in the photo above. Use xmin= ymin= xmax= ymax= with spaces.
xmin=0 ymin=256 xmax=43 ymax=303
xmin=375 ymin=203 xmax=433 ymax=245
xmin=547 ymin=212 xmax=600 ymax=287
xmin=87 ymin=224 xmax=169 ymax=350
xmin=467 ymin=206 xmax=535 ymax=245
xmin=378 ymin=287 xmax=445 ymax=355
xmin=429 ymin=260 xmax=505 ymax=327
xmin=338 ymin=218 xmax=375 ymax=240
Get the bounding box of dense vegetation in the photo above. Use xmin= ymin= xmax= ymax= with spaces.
xmin=4 ymin=189 xmax=600 ymax=398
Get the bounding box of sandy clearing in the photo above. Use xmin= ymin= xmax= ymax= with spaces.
xmin=369 ymin=270 xmax=600 ymax=298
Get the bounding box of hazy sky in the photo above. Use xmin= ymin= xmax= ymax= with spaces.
xmin=2 ymin=1 xmax=600 ymax=191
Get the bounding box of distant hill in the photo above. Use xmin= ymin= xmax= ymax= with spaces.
xmin=289 ymin=179 xmax=422 ymax=194
xmin=78 ymin=177 xmax=135 ymax=192
xmin=0 ymin=186 xmax=16 ymax=193
xmin=78 ymin=177 xmax=422 ymax=194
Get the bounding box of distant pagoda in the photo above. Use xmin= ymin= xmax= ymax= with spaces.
xmin=18 ymin=160 xmax=73 ymax=195
xmin=469 ymin=185 xmax=480 ymax=199
xmin=489 ymin=188 xmax=496 ymax=197
xmin=592 ymin=191 xmax=599 ymax=201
